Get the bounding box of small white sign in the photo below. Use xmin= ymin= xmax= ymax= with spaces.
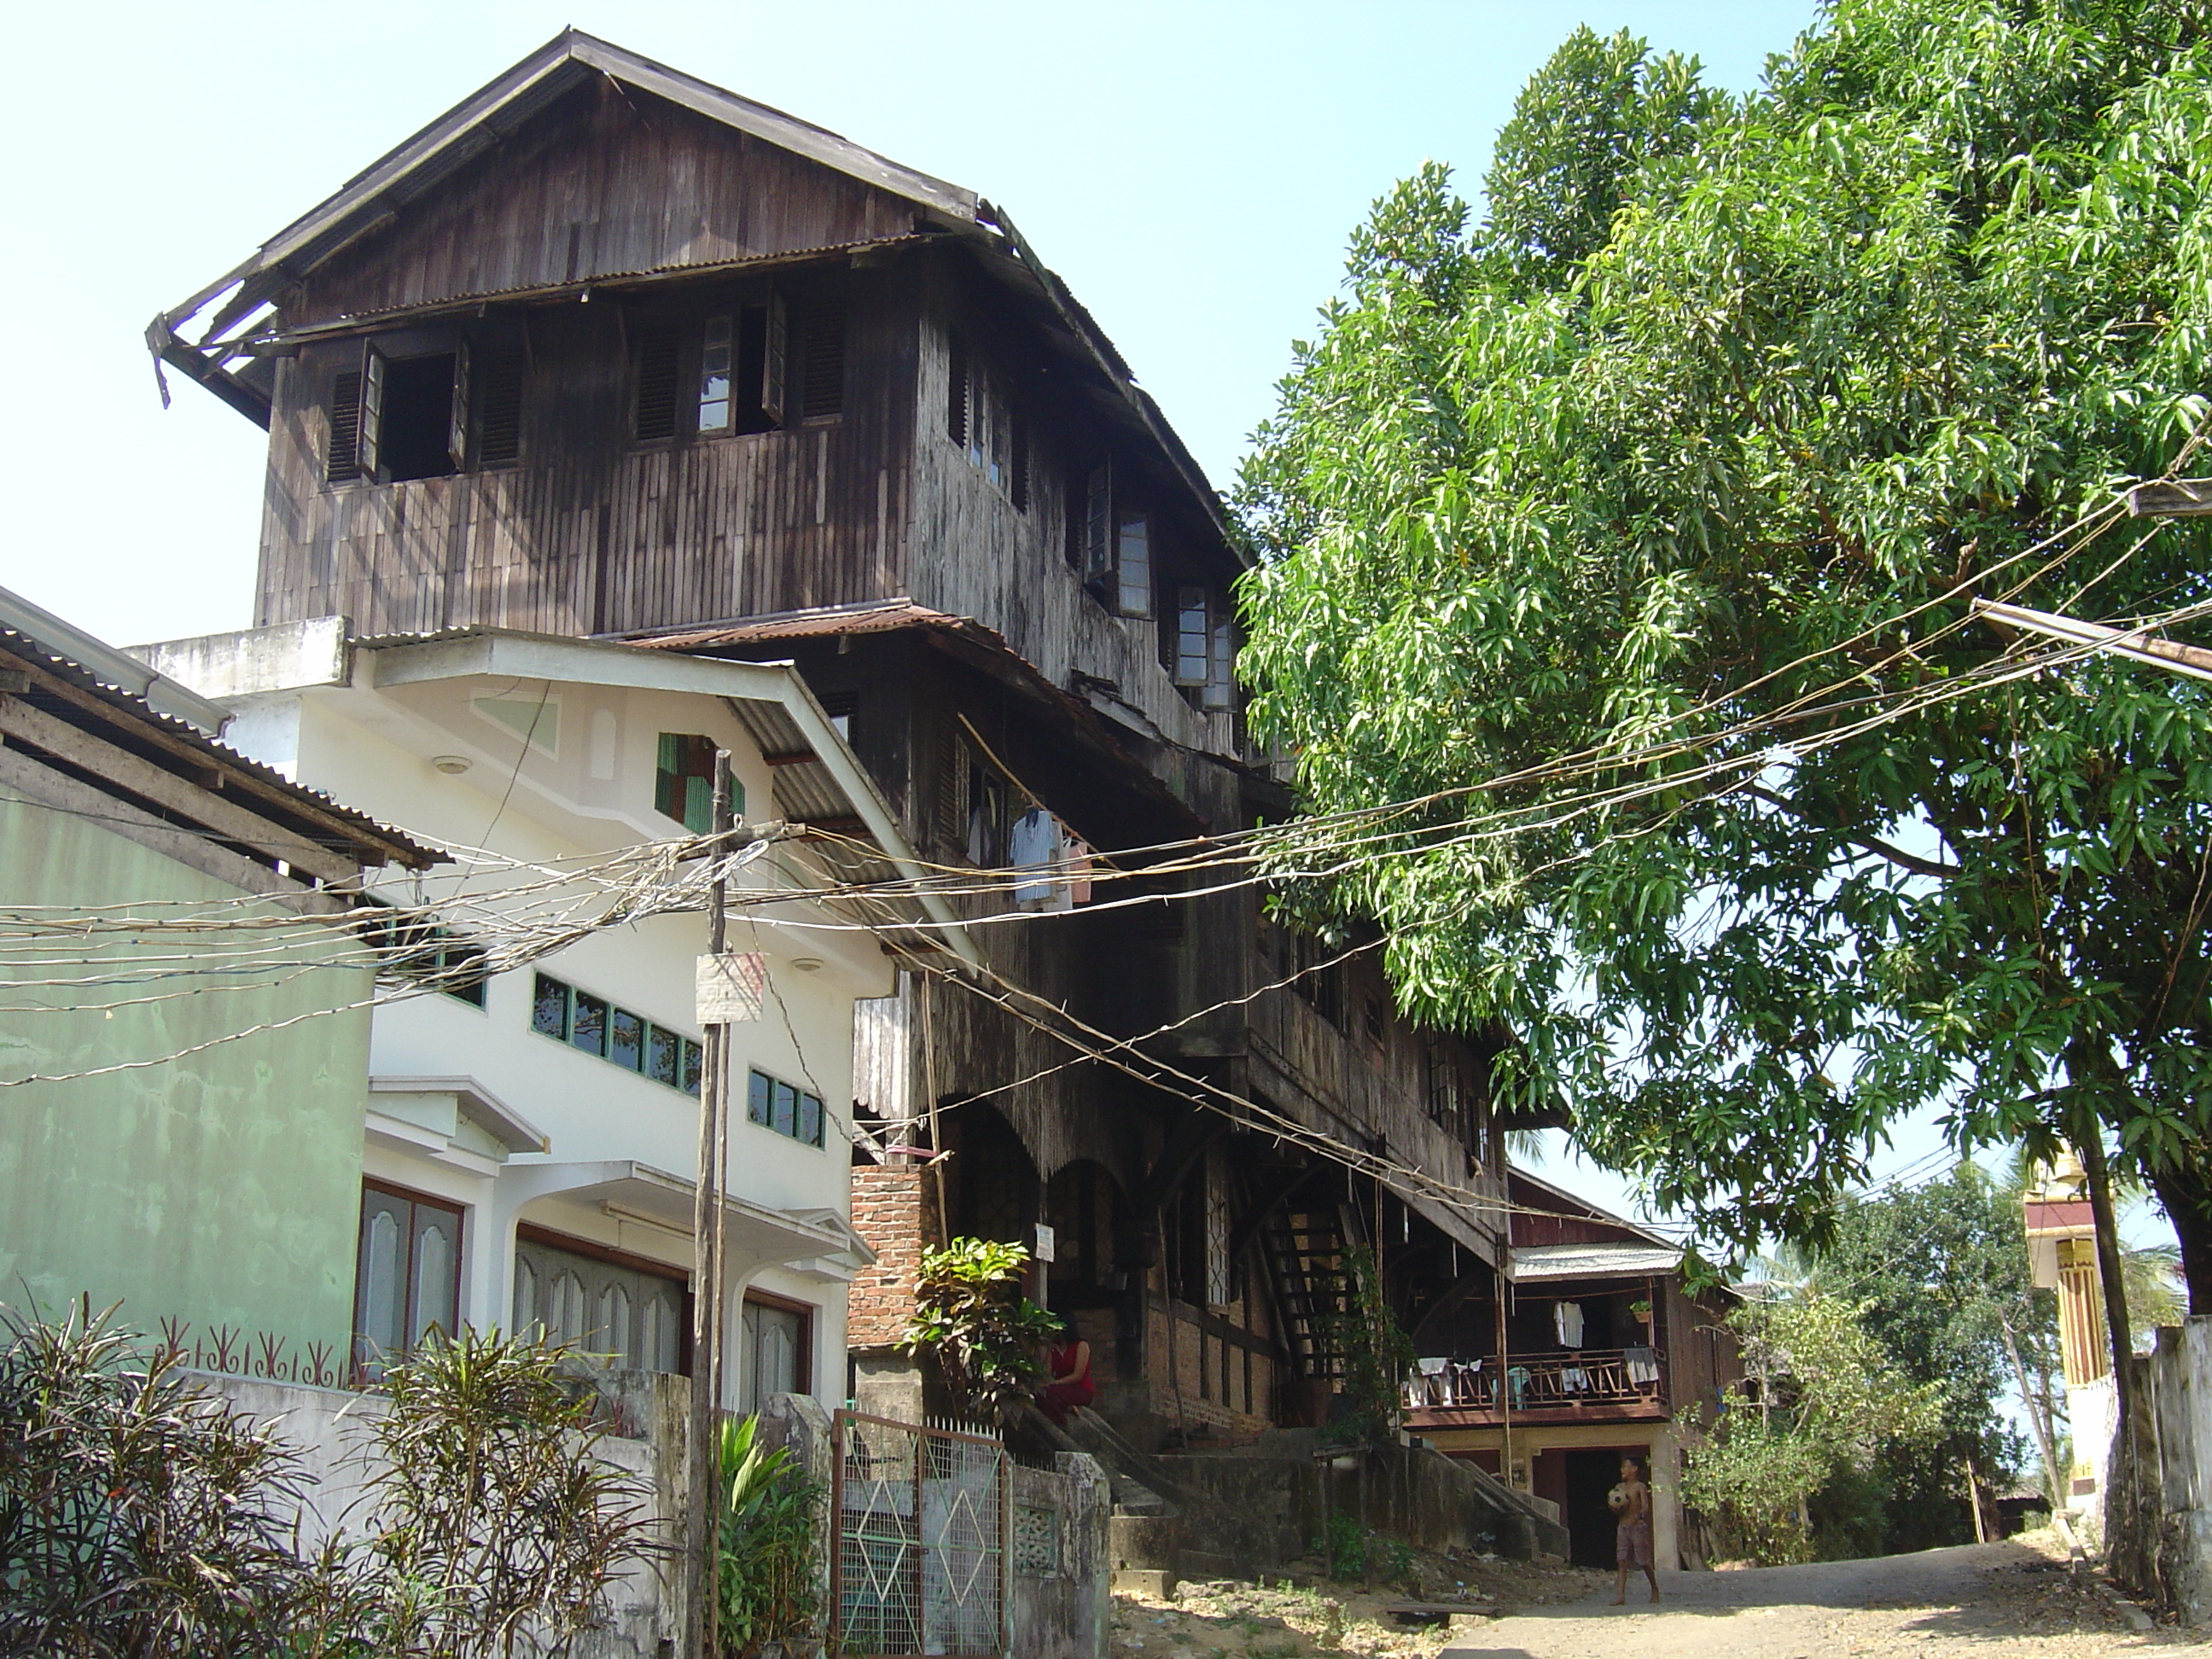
xmin=1033 ymin=1222 xmax=1057 ymax=1264
xmin=696 ymin=952 xmax=767 ymax=1024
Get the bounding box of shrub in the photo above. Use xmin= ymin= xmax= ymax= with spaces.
xmin=898 ymin=1237 xmax=1058 ymax=1423
xmin=0 ymin=1304 xmax=658 ymax=1658
xmin=715 ymin=1413 xmax=824 ymax=1656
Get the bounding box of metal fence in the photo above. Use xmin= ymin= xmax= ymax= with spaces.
xmin=831 ymin=1410 xmax=1007 ymax=1658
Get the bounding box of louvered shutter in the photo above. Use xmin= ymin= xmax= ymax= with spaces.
xmin=1082 ymin=463 xmax=1113 ymax=584
xmin=934 ymin=725 xmax=969 ymax=853
xmin=358 ymin=347 xmax=386 ymax=480
xmin=325 ymin=370 xmax=364 ymax=483
xmin=1010 ymin=406 xmax=1030 ymax=511
xmin=634 ymin=325 xmax=681 ymax=441
xmin=800 ymin=303 xmax=846 ymax=420
xmin=475 ymin=353 xmax=523 ymax=469
xmin=761 ymin=290 xmax=788 ymax=427
xmin=946 ymin=335 xmax=969 ymax=447
xmin=446 ymin=340 xmax=471 ymax=472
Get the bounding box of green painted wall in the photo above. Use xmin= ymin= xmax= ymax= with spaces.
xmin=0 ymin=794 xmax=372 ymax=1359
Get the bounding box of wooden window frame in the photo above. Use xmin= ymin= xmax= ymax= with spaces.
xmin=742 ymin=1288 xmax=816 ymax=1397
xmin=515 ymin=1223 xmax=694 ymax=1377
xmin=530 ymin=971 xmax=703 ymax=1097
xmin=354 ymin=1179 xmax=465 ymax=1377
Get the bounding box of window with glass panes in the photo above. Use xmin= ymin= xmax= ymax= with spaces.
xmin=747 ymin=1068 xmax=825 ymax=1148
xmin=353 ymin=1181 xmax=463 ymax=1380
xmin=655 ymin=732 xmax=728 ymax=835
xmin=514 ymin=1229 xmax=688 ymax=1376
xmin=532 ymin=972 xmax=702 ymax=1096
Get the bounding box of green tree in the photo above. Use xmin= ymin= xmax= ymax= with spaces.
xmin=1238 ymin=0 xmax=2212 ymax=1301
xmin=1811 ymin=1165 xmax=2054 ymax=1544
xmin=1684 ymin=1293 xmax=1944 ymax=1564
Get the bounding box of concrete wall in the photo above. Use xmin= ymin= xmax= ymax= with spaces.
xmin=0 ymin=796 xmax=372 ymax=1356
xmin=1137 ymin=1435 xmax=1571 ymax=1581
xmin=2110 ymin=1318 xmax=2212 ymax=1625
xmin=201 ymin=1368 xmax=681 ymax=1658
xmin=1011 ymin=1453 xmax=1112 ymax=1659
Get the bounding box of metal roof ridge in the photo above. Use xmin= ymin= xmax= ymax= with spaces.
xmin=0 ymin=585 xmax=233 ymax=736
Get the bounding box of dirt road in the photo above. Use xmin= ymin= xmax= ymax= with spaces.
xmin=1448 ymin=1539 xmax=2170 ymax=1659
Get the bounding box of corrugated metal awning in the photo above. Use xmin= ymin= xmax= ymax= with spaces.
xmin=1511 ymin=1242 xmax=1682 ymax=1283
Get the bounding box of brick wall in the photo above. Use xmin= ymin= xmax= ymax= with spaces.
xmin=848 ymin=1162 xmax=934 ymax=1350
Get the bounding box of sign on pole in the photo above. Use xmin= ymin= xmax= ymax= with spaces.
xmin=696 ymin=952 xmax=768 ymax=1024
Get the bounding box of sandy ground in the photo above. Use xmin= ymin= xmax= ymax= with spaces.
xmin=1108 ymin=1532 xmax=2179 ymax=1659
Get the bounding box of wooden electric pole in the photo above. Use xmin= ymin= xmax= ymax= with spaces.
xmin=688 ymin=752 xmax=736 ymax=1659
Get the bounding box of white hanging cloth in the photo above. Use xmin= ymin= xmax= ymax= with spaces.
xmin=1553 ymin=1300 xmax=1584 ymax=1348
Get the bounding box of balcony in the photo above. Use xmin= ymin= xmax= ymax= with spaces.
xmin=1400 ymin=1346 xmax=1669 ymax=1428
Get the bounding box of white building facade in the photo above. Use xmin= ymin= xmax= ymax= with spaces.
xmin=136 ymin=618 xmax=967 ymax=1414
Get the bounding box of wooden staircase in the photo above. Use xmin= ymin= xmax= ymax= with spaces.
xmin=1261 ymin=1203 xmax=1361 ymax=1384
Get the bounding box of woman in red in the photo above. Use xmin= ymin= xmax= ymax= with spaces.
xmin=1041 ymin=1319 xmax=1094 ymax=1424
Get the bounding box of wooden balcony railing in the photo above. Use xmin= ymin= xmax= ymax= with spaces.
xmin=1401 ymin=1346 xmax=1667 ymax=1417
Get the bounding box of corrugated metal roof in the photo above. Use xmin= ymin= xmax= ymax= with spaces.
xmin=1511 ymin=1242 xmax=1683 ymax=1283
xmin=265 ymin=236 xmax=938 ymax=341
xmin=0 ymin=607 xmax=440 ymax=871
xmin=622 ymin=598 xmax=963 ymax=649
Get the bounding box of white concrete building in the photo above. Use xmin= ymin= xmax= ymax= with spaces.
xmin=134 ymin=617 xmax=969 ymax=1414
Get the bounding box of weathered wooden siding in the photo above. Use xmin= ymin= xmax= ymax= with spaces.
xmin=256 ymin=272 xmax=917 ymax=635
xmin=297 ymin=77 xmax=925 ymax=324
xmin=906 ymin=288 xmax=1239 ymax=765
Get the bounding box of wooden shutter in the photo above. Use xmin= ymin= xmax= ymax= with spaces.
xmin=800 ymin=303 xmax=846 ymax=420
xmin=1010 ymin=406 xmax=1030 ymax=511
xmin=446 ymin=340 xmax=471 ymax=473
xmin=634 ymin=324 xmax=681 ymax=442
xmin=934 ymin=725 xmax=969 ymax=853
xmin=946 ymin=334 xmax=969 ymax=447
xmin=475 ymin=352 xmax=524 ymax=469
xmin=761 ymin=290 xmax=789 ymax=427
xmin=1082 ymin=463 xmax=1113 ymax=585
xmin=358 ymin=347 xmax=386 ymax=480
xmin=325 ymin=370 xmax=364 ymax=484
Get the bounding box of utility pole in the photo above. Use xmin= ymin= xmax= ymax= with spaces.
xmin=688 ymin=753 xmax=736 ymax=1659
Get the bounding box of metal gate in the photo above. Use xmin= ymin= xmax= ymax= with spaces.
xmin=830 ymin=1410 xmax=1008 ymax=1657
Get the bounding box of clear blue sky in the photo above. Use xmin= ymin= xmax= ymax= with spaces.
xmin=20 ymin=0 xmax=2148 ymax=1250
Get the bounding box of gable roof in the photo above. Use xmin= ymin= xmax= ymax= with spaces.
xmin=1509 ymin=1166 xmax=1679 ymax=1254
xmin=1 ymin=586 xmax=438 ymax=879
xmin=146 ymin=31 xmax=1231 ymax=545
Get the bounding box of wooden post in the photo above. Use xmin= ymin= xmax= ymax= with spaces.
xmin=1494 ymin=1275 xmax=1514 ymax=1493
xmin=689 ymin=754 xmax=736 ymax=1659
xmin=1964 ymin=1454 xmax=1988 ymax=1544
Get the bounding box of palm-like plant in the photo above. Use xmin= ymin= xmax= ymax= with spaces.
xmin=714 ymin=1414 xmax=823 ymax=1656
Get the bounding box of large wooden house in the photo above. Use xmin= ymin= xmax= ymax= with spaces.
xmin=152 ymin=31 xmax=1524 ymax=1459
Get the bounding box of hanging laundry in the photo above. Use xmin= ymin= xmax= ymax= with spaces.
xmin=1009 ymin=806 xmax=1061 ymax=908
xmin=1553 ymin=1299 xmax=1584 ymax=1347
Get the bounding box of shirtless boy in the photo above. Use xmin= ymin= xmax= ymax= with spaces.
xmin=1610 ymin=1454 xmax=1659 ymax=1604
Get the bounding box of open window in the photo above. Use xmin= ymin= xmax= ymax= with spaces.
xmin=655 ymin=732 xmax=739 ymax=834
xmin=636 ymin=298 xmax=789 ymax=444
xmin=326 ymin=336 xmax=521 ymax=484
xmin=947 ymin=335 xmax=1025 ymax=504
xmin=1173 ymin=585 xmax=1236 ymax=712
xmin=1075 ymin=460 xmax=1156 ymax=620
